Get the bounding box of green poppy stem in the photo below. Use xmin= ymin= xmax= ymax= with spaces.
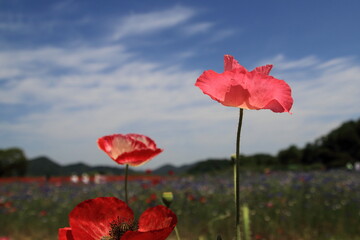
xmin=174 ymin=226 xmax=181 ymax=240
xmin=235 ymin=108 xmax=244 ymax=240
xmin=125 ymin=164 xmax=129 ymax=205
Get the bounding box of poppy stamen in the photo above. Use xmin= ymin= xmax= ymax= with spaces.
xmin=107 ymin=216 xmax=138 ymax=240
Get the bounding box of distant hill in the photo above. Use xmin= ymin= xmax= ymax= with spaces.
xmin=27 ymin=156 xmax=62 ymax=176
xmin=27 ymin=156 xmax=126 ymax=176
xmin=152 ymin=164 xmax=192 ymax=175
xmin=19 ymin=117 xmax=360 ymax=176
xmin=187 ymin=158 xmax=232 ymax=174
xmin=26 ymin=156 xmax=228 ymax=176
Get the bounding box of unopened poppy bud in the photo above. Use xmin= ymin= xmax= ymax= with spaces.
xmin=162 ymin=192 xmax=174 ymax=207
xmin=231 ymin=154 xmax=236 ymax=164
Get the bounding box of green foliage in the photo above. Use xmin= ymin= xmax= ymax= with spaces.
xmin=186 ymin=159 xmax=232 ymax=175
xmin=278 ymin=145 xmax=302 ymax=166
xmin=0 ymin=147 xmax=27 ymax=177
xmin=302 ymin=118 xmax=360 ymax=168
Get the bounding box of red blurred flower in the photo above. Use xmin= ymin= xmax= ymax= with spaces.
xmin=199 ymin=196 xmax=207 ymax=204
xmin=58 ymin=197 xmax=177 ymax=240
xmin=151 ymin=178 xmax=161 ymax=186
xmin=129 ymin=196 xmax=138 ymax=204
xmin=146 ymin=193 xmax=157 ymax=204
xmin=195 ymin=55 xmax=293 ymax=113
xmin=97 ymin=134 xmax=163 ymax=166
xmin=39 ymin=210 xmax=47 ymax=216
xmin=186 ymin=194 xmax=195 ymax=201
xmin=266 ymin=202 xmax=274 ymax=208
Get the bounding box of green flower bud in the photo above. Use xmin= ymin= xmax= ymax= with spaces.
xmin=162 ymin=192 xmax=174 ymax=207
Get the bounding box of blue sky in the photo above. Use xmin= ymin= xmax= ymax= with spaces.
xmin=1 ymin=0 xmax=360 ymax=170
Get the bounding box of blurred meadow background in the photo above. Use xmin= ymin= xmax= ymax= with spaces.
xmin=1 ymin=0 xmax=360 ymax=239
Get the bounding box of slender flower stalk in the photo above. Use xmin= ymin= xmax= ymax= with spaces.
xmin=235 ymin=108 xmax=244 ymax=240
xmin=242 ymin=204 xmax=251 ymax=240
xmin=125 ymin=164 xmax=129 ymax=204
xmin=97 ymin=133 xmax=163 ymax=205
xmin=174 ymin=227 xmax=181 ymax=240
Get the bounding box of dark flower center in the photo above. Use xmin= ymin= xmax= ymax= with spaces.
xmin=105 ymin=217 xmax=138 ymax=240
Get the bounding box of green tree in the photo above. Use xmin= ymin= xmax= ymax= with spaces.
xmin=278 ymin=145 xmax=302 ymax=166
xmin=314 ymin=119 xmax=360 ymax=168
xmin=0 ymin=147 xmax=27 ymax=177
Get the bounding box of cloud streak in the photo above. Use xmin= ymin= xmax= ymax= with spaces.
xmin=111 ymin=6 xmax=194 ymax=40
xmin=1 ymin=43 xmax=359 ymax=169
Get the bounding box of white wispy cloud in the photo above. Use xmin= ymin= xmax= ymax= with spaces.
xmin=1 ymin=46 xmax=359 ymax=169
xmin=208 ymin=29 xmax=235 ymax=42
xmin=182 ymin=22 xmax=213 ymax=35
xmin=111 ymin=6 xmax=194 ymax=40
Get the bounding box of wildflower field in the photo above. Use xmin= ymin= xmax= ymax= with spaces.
xmin=1 ymin=170 xmax=359 ymax=240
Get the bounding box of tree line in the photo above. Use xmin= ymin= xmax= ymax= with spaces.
xmin=1 ymin=118 xmax=359 ymax=176
xmin=241 ymin=118 xmax=360 ymax=170
xmin=0 ymin=147 xmax=27 ymax=177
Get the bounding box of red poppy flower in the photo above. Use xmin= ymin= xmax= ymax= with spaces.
xmin=195 ymin=55 xmax=293 ymax=113
xmin=58 ymin=197 xmax=177 ymax=240
xmin=97 ymin=134 xmax=163 ymax=166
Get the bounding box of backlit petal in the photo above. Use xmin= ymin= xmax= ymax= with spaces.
xmin=114 ymin=148 xmax=163 ymax=166
xmin=58 ymin=227 xmax=74 ymax=240
xmin=195 ymin=55 xmax=293 ymax=113
xmin=97 ymin=134 xmax=163 ymax=166
xmin=69 ymin=197 xmax=134 ymax=240
xmin=138 ymin=205 xmax=177 ymax=232
xmin=122 ymin=205 xmax=177 ymax=240
xmin=195 ymin=70 xmax=234 ymax=102
xmin=224 ymin=55 xmax=247 ymax=72
xmin=245 ymin=72 xmax=293 ymax=112
xmin=251 ymin=64 xmax=273 ymax=75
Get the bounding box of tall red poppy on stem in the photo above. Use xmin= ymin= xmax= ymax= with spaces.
xmin=58 ymin=197 xmax=177 ymax=240
xmin=195 ymin=54 xmax=293 ymax=240
xmin=97 ymin=134 xmax=163 ymax=166
xmin=195 ymin=55 xmax=293 ymax=113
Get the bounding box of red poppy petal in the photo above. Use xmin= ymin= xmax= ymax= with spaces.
xmin=121 ymin=229 xmax=174 ymax=240
xmin=114 ymin=148 xmax=163 ymax=166
xmin=251 ymin=64 xmax=273 ymax=75
xmin=69 ymin=197 xmax=134 ymax=240
xmin=121 ymin=206 xmax=177 ymax=240
xmin=138 ymin=205 xmax=177 ymax=232
xmin=97 ymin=134 xmax=144 ymax=161
xmin=58 ymin=227 xmax=74 ymax=240
xmin=196 ymin=55 xmax=293 ymax=112
xmin=195 ymin=70 xmax=234 ymax=103
xmin=98 ymin=134 xmax=163 ymax=166
xmin=245 ymin=72 xmax=293 ymax=113
xmin=224 ymin=55 xmax=247 ymax=72
xmin=127 ymin=134 xmax=158 ymax=150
